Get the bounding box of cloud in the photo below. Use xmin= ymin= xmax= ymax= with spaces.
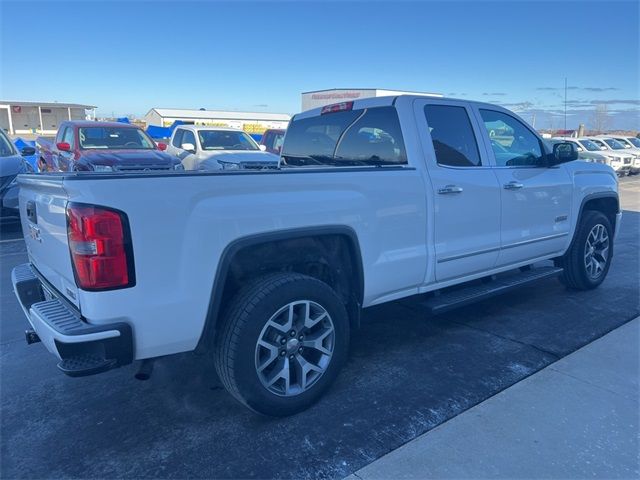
xmin=537 ymin=86 xmax=580 ymax=91
xmin=536 ymin=86 xmax=620 ymax=92
xmin=253 ymin=104 xmax=269 ymax=108
xmin=497 ymin=101 xmax=533 ymax=110
xmin=582 ymin=87 xmax=619 ymax=92
xmin=590 ymin=99 xmax=640 ymax=105
xmin=482 ymin=92 xmax=506 ymax=96
xmin=500 ymin=101 xmax=639 ymax=130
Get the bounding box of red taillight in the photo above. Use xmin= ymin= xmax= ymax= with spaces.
xmin=321 ymin=101 xmax=354 ymax=115
xmin=66 ymin=203 xmax=134 ymax=290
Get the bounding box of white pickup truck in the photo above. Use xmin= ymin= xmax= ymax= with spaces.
xmin=12 ymin=95 xmax=621 ymax=416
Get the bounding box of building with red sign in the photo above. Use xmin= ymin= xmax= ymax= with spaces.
xmin=0 ymin=101 xmax=96 ymax=135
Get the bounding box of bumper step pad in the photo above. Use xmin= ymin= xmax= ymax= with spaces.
xmin=58 ymin=355 xmax=117 ymax=377
xmin=423 ymin=266 xmax=563 ymax=314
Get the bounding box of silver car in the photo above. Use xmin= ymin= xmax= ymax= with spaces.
xmin=166 ymin=125 xmax=280 ymax=171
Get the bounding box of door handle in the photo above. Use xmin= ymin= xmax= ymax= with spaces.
xmin=503 ymin=181 xmax=524 ymax=190
xmin=438 ymin=185 xmax=463 ymax=194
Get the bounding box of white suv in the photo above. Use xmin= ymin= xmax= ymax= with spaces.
xmin=587 ymin=137 xmax=634 ymax=175
xmin=606 ymin=136 xmax=640 ymax=174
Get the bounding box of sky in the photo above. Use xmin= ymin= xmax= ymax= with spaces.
xmin=1 ymin=0 xmax=638 ymax=130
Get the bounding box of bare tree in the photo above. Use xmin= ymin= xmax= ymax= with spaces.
xmin=591 ymin=104 xmax=610 ymax=134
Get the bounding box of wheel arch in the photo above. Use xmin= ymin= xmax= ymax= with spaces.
xmin=197 ymin=226 xmax=365 ymax=350
xmin=579 ymin=192 xmax=619 ymax=231
xmin=564 ymin=192 xmax=619 ymax=255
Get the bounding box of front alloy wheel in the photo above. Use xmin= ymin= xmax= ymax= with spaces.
xmin=584 ymin=224 xmax=610 ymax=280
xmin=557 ymin=210 xmax=613 ymax=290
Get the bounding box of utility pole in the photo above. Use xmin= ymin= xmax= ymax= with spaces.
xmin=564 ymin=77 xmax=567 ymax=135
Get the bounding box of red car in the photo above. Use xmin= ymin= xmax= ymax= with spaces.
xmin=36 ymin=121 xmax=182 ymax=172
xmin=259 ymin=129 xmax=286 ymax=155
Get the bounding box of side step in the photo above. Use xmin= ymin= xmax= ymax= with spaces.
xmin=58 ymin=355 xmax=117 ymax=377
xmin=423 ymin=266 xmax=563 ymax=315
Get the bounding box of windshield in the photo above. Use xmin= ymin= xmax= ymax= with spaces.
xmin=198 ymin=130 xmax=259 ymax=151
xmin=603 ymin=138 xmax=624 ymax=150
xmin=614 ymin=138 xmax=633 ymax=148
xmin=578 ymin=139 xmax=601 ymax=151
xmin=627 ymin=137 xmax=640 ymax=148
xmin=79 ymin=127 xmax=156 ymax=150
xmin=0 ymin=130 xmax=16 ymax=157
xmin=590 ymin=139 xmax=607 ymax=149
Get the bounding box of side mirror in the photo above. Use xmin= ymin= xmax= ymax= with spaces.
xmin=21 ymin=146 xmax=36 ymax=156
xmin=258 ymin=144 xmax=267 ymax=151
xmin=56 ymin=142 xmax=71 ymax=152
xmin=550 ymin=142 xmax=578 ymax=165
xmin=157 ymin=142 xmax=167 ymax=151
xmin=181 ymin=143 xmax=196 ymax=153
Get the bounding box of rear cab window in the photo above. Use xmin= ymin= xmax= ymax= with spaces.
xmin=281 ymin=106 xmax=407 ymax=167
xmin=423 ymin=105 xmax=481 ymax=167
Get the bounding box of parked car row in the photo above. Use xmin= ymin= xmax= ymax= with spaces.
xmin=35 ymin=122 xmax=182 ymax=173
xmin=32 ymin=121 xmax=282 ymax=173
xmin=549 ymin=135 xmax=640 ymax=176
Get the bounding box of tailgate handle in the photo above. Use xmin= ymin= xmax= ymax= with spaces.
xmin=26 ymin=201 xmax=37 ymax=224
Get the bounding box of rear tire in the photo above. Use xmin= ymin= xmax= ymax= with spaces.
xmin=214 ymin=272 xmax=350 ymax=416
xmin=557 ymin=211 xmax=613 ymax=290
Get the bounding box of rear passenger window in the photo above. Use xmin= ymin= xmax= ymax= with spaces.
xmin=424 ymin=105 xmax=481 ymax=167
xmin=182 ymin=130 xmax=196 ymax=149
xmin=335 ymin=107 xmax=407 ymax=165
xmin=172 ymin=129 xmax=184 ymax=148
xmin=281 ymin=106 xmax=407 ymax=167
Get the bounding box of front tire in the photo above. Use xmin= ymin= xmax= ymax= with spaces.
xmin=557 ymin=211 xmax=613 ymax=290
xmin=214 ymin=272 xmax=350 ymax=416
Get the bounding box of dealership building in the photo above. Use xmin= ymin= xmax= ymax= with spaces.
xmin=144 ymin=108 xmax=291 ymax=135
xmin=300 ymin=88 xmax=442 ymax=111
xmin=0 ymin=101 xmax=96 ymax=135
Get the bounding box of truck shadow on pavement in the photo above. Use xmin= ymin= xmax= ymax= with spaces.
xmin=1 ymin=211 xmax=638 ymax=480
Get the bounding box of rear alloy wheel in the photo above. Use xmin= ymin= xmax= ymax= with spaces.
xmin=255 ymin=300 xmax=335 ymax=397
xmin=557 ymin=210 xmax=613 ymax=290
xmin=214 ymin=272 xmax=349 ymax=416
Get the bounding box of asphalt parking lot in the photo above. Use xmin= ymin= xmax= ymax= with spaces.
xmin=1 ymin=176 xmax=639 ymax=479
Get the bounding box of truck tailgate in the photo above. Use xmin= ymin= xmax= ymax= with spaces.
xmin=18 ymin=175 xmax=80 ymax=308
